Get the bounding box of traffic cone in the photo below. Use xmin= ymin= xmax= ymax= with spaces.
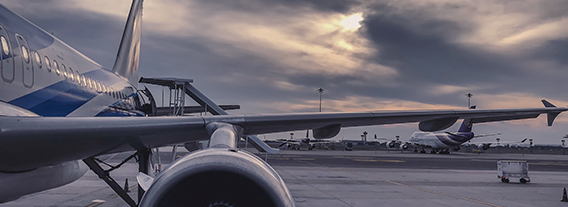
xmin=124 ymin=178 xmax=130 ymax=193
xmin=561 ymin=188 xmax=568 ymax=202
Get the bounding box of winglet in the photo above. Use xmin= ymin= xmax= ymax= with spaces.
xmin=542 ymin=100 xmax=560 ymax=126
xmin=542 ymin=99 xmax=556 ymax=108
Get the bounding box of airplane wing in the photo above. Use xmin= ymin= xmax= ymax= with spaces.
xmin=467 ymin=138 xmax=528 ymax=147
xmin=0 ymin=102 xmax=565 ymax=172
xmin=473 ymin=132 xmax=502 ymax=138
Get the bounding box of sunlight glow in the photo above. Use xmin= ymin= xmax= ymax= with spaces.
xmin=341 ymin=13 xmax=363 ymax=30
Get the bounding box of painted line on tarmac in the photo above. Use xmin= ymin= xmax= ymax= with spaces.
xmin=381 ymin=179 xmax=503 ymax=207
xmin=353 ymin=159 xmax=405 ymax=163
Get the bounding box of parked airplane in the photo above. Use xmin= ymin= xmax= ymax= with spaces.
xmin=277 ymin=130 xmax=335 ymax=150
xmin=386 ymin=117 xmax=532 ymax=154
xmin=0 ymin=1 xmax=566 ymax=207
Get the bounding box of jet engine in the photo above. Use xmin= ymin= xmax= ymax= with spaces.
xmin=453 ymin=146 xmax=461 ymax=151
xmin=387 ymin=141 xmax=396 ymax=148
xmin=400 ymin=144 xmax=408 ymax=150
xmin=139 ymin=148 xmax=295 ymax=207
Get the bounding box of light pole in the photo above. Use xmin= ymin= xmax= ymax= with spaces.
xmin=466 ymin=93 xmax=473 ymax=109
xmin=317 ymin=88 xmax=324 ymax=112
xmin=363 ymin=131 xmax=368 ymax=142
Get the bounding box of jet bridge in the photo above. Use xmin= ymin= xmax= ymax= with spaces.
xmin=139 ymin=77 xmax=279 ymax=154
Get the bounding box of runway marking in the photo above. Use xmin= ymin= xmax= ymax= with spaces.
xmin=86 ymin=201 xmax=104 ymax=207
xmin=379 ymin=159 xmax=405 ymax=163
xmin=380 ymin=179 xmax=503 ymax=207
xmin=354 ymin=159 xmax=379 ymax=162
xmin=282 ymin=155 xmax=301 ymax=158
xmin=270 ymin=157 xmax=290 ymax=160
xmin=354 ymin=159 xmax=405 ymax=163
xmin=294 ymin=158 xmax=315 ymax=161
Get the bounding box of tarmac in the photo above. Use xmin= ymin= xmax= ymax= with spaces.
xmin=2 ymin=148 xmax=568 ymax=207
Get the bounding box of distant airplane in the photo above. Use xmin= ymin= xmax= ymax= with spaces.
xmin=277 ymin=130 xmax=334 ymax=150
xmin=385 ymin=115 xmax=534 ymax=154
xmin=0 ymin=1 xmax=566 ymax=207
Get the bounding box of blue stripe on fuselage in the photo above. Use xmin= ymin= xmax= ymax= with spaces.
xmin=9 ymin=80 xmax=97 ymax=116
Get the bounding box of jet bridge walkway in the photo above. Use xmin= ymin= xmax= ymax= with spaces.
xmin=139 ymin=77 xmax=279 ymax=154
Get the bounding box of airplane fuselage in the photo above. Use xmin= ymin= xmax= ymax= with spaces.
xmin=0 ymin=5 xmax=142 ymax=117
xmin=408 ymin=131 xmax=474 ymax=149
xmin=0 ymin=4 xmax=145 ymax=202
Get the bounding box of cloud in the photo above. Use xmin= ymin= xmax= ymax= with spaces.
xmin=3 ymin=0 xmax=568 ymax=143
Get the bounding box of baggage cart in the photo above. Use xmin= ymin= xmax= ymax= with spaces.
xmin=497 ymin=160 xmax=530 ymax=183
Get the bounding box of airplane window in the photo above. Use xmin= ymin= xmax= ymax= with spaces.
xmin=34 ymin=52 xmax=41 ymax=68
xmin=53 ymin=60 xmax=60 ymax=75
xmin=1 ymin=36 xmax=9 ymax=55
xmin=44 ymin=56 xmax=51 ymax=72
xmin=61 ymin=64 xmax=67 ymax=79
xmin=21 ymin=46 xmax=29 ymax=63
xmin=68 ymin=68 xmax=74 ymax=82
xmin=81 ymin=75 xmax=87 ymax=87
xmin=76 ymin=71 xmax=81 ymax=85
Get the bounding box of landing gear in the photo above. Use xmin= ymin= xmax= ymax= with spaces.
xmin=439 ymin=149 xmax=451 ymax=154
xmin=413 ymin=148 xmax=418 ymax=153
xmin=82 ymin=148 xmax=152 ymax=207
xmin=420 ymin=148 xmax=426 ymax=153
xmin=501 ymin=178 xmax=510 ymax=183
xmin=430 ymin=149 xmax=437 ymax=154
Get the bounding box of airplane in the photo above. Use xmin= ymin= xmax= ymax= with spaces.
xmin=0 ymin=1 xmax=567 ymax=207
xmin=385 ymin=114 xmax=539 ymax=154
xmin=276 ymin=130 xmax=335 ymax=150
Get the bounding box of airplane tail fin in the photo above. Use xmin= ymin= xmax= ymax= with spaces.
xmin=457 ymin=119 xmax=473 ymax=132
xmin=112 ymin=0 xmax=143 ymax=85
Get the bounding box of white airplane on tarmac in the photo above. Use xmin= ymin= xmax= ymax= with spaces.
xmin=0 ymin=1 xmax=566 ymax=206
xmin=385 ymin=117 xmax=533 ymax=154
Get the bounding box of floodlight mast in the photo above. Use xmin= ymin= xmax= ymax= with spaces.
xmin=317 ymin=88 xmax=324 ymax=112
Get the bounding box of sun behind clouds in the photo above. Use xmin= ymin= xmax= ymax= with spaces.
xmin=341 ymin=13 xmax=363 ymax=30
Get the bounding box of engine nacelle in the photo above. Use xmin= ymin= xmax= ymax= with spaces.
xmin=387 ymin=141 xmax=396 ymax=148
xmin=453 ymin=146 xmax=461 ymax=151
xmin=139 ymin=148 xmax=295 ymax=207
xmin=400 ymin=144 xmax=408 ymax=150
xmin=482 ymin=144 xmax=491 ymax=150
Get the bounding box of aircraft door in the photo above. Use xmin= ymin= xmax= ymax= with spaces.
xmin=15 ymin=33 xmax=33 ymax=88
xmin=0 ymin=25 xmax=14 ymax=83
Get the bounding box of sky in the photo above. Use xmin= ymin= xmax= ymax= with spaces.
xmin=2 ymin=0 xmax=568 ymax=144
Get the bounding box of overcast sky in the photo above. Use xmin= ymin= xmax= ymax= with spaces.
xmin=2 ymin=0 xmax=568 ymax=144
